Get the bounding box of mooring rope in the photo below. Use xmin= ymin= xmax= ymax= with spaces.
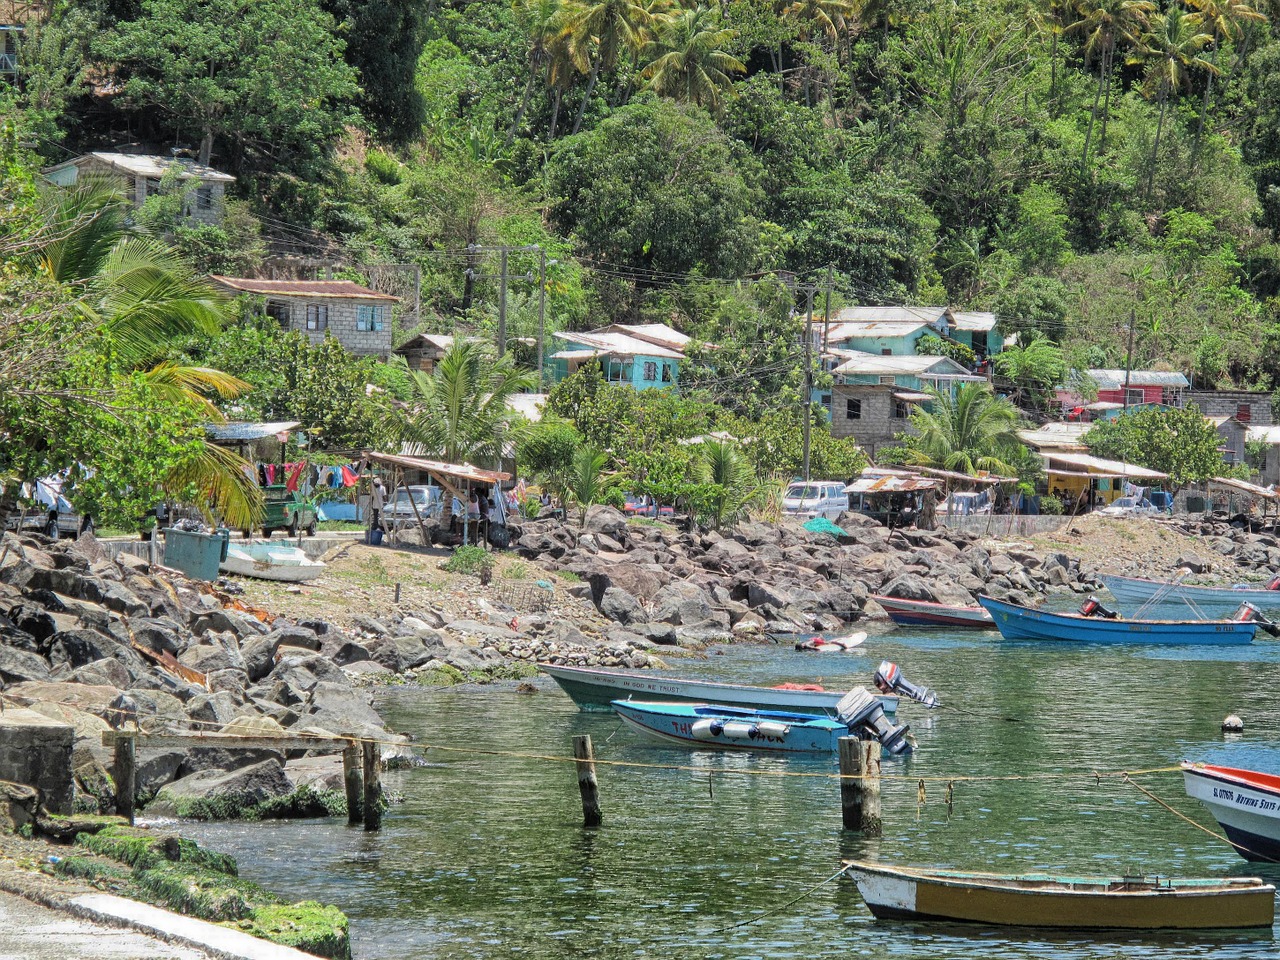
xmin=1121 ymin=774 xmax=1272 ymax=862
xmin=707 ymin=862 xmax=856 ymax=933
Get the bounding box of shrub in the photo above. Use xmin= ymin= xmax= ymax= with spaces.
xmin=1038 ymin=495 xmax=1063 ymax=515
xmin=442 ymin=545 xmax=494 ymax=577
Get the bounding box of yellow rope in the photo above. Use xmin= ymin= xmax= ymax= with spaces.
xmin=709 ymin=862 xmax=855 ymax=933
xmin=1121 ymin=775 xmax=1270 ymax=861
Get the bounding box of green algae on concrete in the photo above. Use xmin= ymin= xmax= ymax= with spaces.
xmin=235 ymin=901 xmax=351 ymax=959
xmin=159 ymin=784 xmax=348 ymax=822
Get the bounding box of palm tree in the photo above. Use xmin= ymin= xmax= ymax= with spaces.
xmin=21 ymin=181 xmax=262 ymax=529
xmin=639 ymin=7 xmax=746 ymax=111
xmin=777 ymin=0 xmax=855 ymax=40
xmin=566 ymin=445 xmax=620 ymax=526
xmin=1185 ymin=0 xmax=1266 ymax=156
xmin=563 ymin=0 xmax=655 ymax=135
xmin=696 ymin=438 xmax=759 ymax=529
xmin=900 ymin=383 xmax=1025 ymax=477
xmin=393 ymin=339 xmax=538 ymax=468
xmin=1068 ymin=0 xmax=1157 ymax=176
xmin=1128 ymin=9 xmax=1217 ymax=198
xmin=994 ymin=333 xmax=1068 ymax=413
xmin=1027 ymin=0 xmax=1076 ymax=110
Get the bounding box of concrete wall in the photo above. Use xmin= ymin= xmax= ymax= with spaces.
xmin=1187 ymin=389 xmax=1274 ymax=426
xmin=75 ymin=158 xmax=228 ymax=225
xmin=829 ymin=385 xmax=915 ymax=455
xmin=0 ymin=708 xmax=74 ymax=815
xmin=276 ymin=298 xmax=393 ymax=357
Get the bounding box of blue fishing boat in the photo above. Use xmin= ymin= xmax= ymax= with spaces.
xmin=977 ymin=595 xmax=1258 ymax=646
xmin=612 ymin=687 xmax=913 ymax=756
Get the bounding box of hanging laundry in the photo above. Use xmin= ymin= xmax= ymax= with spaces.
xmin=265 ymin=464 xmax=277 ymax=484
xmin=341 ymin=465 xmax=359 ymax=487
xmin=258 ymin=464 xmax=268 ymax=486
xmin=285 ymin=461 xmax=306 ymax=492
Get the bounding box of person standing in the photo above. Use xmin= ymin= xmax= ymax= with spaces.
xmin=370 ymin=478 xmax=386 ymax=538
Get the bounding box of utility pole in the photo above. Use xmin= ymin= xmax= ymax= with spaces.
xmin=537 ymin=247 xmax=547 ymax=391
xmin=498 ymin=248 xmax=509 ymax=358
xmin=468 ymin=244 xmax=541 ymax=361
xmin=1122 ymin=308 xmax=1137 ymax=416
xmin=802 ymin=284 xmax=816 ymax=485
xmin=822 ymin=263 xmax=833 ymax=356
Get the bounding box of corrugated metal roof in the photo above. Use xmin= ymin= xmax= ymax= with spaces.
xmin=1086 ymin=369 xmax=1190 ymax=389
xmin=210 ymin=276 xmax=398 ymax=302
xmin=1017 ymin=423 xmax=1092 ymax=450
xmin=551 ymin=348 xmax=606 ymax=360
xmin=832 ymin=351 xmax=975 ymax=377
xmin=845 ymin=475 xmax=939 ymax=493
xmin=44 ymin=152 xmax=236 ymax=182
xmin=950 ymin=311 xmax=997 ymax=332
xmin=893 ymin=391 xmax=933 ymax=402
xmin=505 ymin=393 xmax=547 ymax=422
xmin=364 ymin=451 xmax=510 ymax=483
xmin=206 ymin=421 xmax=301 ymax=441
xmin=1210 ymin=476 xmax=1280 ymax=500
xmin=555 ymin=330 xmax=684 ymax=360
xmin=826 ymin=320 xmax=935 ymax=341
xmin=832 ymin=305 xmax=948 ymax=325
xmin=1247 ymin=426 xmax=1280 ymax=445
xmin=1041 ymin=451 xmax=1168 ymax=479
xmin=610 ymin=323 xmax=692 ymax=351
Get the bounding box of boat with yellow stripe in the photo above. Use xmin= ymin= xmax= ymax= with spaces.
xmin=843 ymin=860 xmax=1275 ymax=930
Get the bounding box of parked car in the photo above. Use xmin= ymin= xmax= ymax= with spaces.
xmin=385 ymin=485 xmax=446 ymax=521
xmin=5 ymin=479 xmax=92 ymax=539
xmin=623 ymin=494 xmax=673 ymax=518
xmin=244 ymin=485 xmax=318 ymax=538
xmin=1097 ymin=496 xmax=1160 ymax=518
xmin=782 ymin=481 xmax=849 ymax=520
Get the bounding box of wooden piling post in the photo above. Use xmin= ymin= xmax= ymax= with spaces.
xmin=113 ymin=733 xmax=137 ymax=826
xmin=839 ymin=736 xmax=882 ymax=835
xmin=394 ymin=582 xmax=401 ymax=604
xmin=362 ymin=741 xmax=383 ymax=832
xmin=572 ymin=735 xmax=602 ymax=827
xmin=343 ymin=743 xmax=363 ymax=825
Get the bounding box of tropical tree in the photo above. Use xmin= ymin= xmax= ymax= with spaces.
xmin=696 ymin=438 xmax=759 ymax=528
xmin=1129 ymin=8 xmax=1217 ymax=197
xmin=510 ymin=0 xmax=570 ymax=144
xmin=898 ymin=383 xmax=1025 ymax=476
xmin=1082 ymin=404 xmax=1224 ymax=491
xmin=639 ymin=6 xmax=746 ymax=111
xmin=994 ymin=333 xmax=1068 ymax=413
xmin=392 ymin=339 xmax=537 ymax=468
xmin=1068 ymin=0 xmax=1157 ymax=175
xmin=1185 ymin=0 xmax=1267 ymax=155
xmin=565 ymin=445 xmax=621 ymax=525
xmin=563 ymin=0 xmax=655 ymax=135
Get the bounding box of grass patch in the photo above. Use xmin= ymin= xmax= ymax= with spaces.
xmin=554 ymin=569 xmax=583 ymax=583
xmin=318 ymin=520 xmax=365 ymax=531
xmin=54 ymin=856 xmax=133 ymax=885
xmin=442 ymin=545 xmax=493 ymax=577
xmin=500 ymin=560 xmax=529 ymax=580
xmin=236 ymin=902 xmax=351 ymax=959
xmin=332 ymin=555 xmax=393 ymax=589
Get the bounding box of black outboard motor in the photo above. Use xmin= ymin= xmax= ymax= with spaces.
xmin=837 ymin=687 xmax=913 ymax=756
xmin=874 ymin=660 xmax=939 ymax=708
xmin=1233 ymin=601 xmax=1280 ymax=637
xmin=1079 ymin=596 xmax=1119 ymax=619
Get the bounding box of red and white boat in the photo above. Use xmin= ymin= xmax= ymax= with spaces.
xmin=1182 ymin=762 xmax=1280 ymax=862
xmin=871 ymin=595 xmax=994 ymax=629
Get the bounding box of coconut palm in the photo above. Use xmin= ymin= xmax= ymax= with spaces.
xmin=696 ymin=438 xmax=759 ymax=529
xmin=1185 ymin=0 xmax=1266 ymax=154
xmin=510 ymin=0 xmax=573 ymax=144
xmin=563 ymin=0 xmax=655 ymax=135
xmin=639 ymin=7 xmax=746 ymax=111
xmin=566 ymin=445 xmax=621 ymax=526
xmin=900 ymin=383 xmax=1025 ymax=477
xmin=1027 ymin=0 xmax=1076 ymax=109
xmin=777 ymin=0 xmax=856 ymax=40
xmin=1068 ymin=0 xmax=1157 ymax=175
xmin=1128 ymin=9 xmax=1217 ymax=197
xmin=393 ymin=339 xmax=538 ymax=469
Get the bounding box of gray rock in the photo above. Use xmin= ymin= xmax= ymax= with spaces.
xmin=70 ymin=657 xmax=131 ymax=689
xmin=365 ymin=636 xmax=404 ymax=672
xmin=350 ymin=614 xmax=391 ymax=638
xmin=264 ymin=625 xmax=321 ymax=651
xmin=332 ymin=641 xmax=373 ymax=666
xmin=1176 ymin=553 xmax=1208 ymax=574
xmin=631 ymin=621 xmax=679 ymax=645
xmin=136 ymin=749 xmax=186 ymax=796
xmin=583 ymin=505 xmax=628 ymax=540
xmin=446 ymin=620 xmax=520 ymax=642
xmin=879 ymin=574 xmax=937 ymax=603
xmin=304 ymin=681 xmax=386 ymax=738
xmin=206 ymin=668 xmax=250 ymax=700
xmin=0 ymin=645 xmax=52 ymax=685
xmin=598 ymin=586 xmax=645 ymax=625
xmin=47 ymin=628 xmax=128 ymax=671
xmin=392 ymin=635 xmax=439 ymax=670
xmin=179 ymin=635 xmax=246 ymax=675
xmin=148 ymin=758 xmax=292 ymax=815
xmin=241 ymin=635 xmax=280 ymax=683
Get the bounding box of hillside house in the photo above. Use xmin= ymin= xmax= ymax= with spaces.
xmin=1060 ymin=369 xmax=1189 ymax=414
xmin=1186 ymin=388 xmax=1273 ymax=426
xmin=950 ymin=311 xmax=1001 ymax=359
xmin=394 ymin=333 xmax=459 ymax=374
xmin=211 ymin=276 xmax=397 ymax=357
xmin=826 ymin=352 xmax=984 ymax=455
xmin=43 ymin=153 xmax=235 ymax=224
xmin=1246 ymin=426 xmax=1280 ymax=486
xmin=0 ymin=23 xmax=19 ymax=75
xmin=822 ymin=305 xmax=952 ymax=356
xmin=549 ymin=322 xmax=695 ymax=389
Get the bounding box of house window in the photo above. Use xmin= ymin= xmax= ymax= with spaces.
xmin=661 ymin=364 xmax=673 ymax=383
xmin=356 ymin=304 xmax=387 ymax=332
xmin=881 ymin=348 xmax=893 ymax=356
xmin=643 ymin=361 xmax=658 ymax=381
xmin=305 ymin=304 xmax=328 ymax=331
xmin=893 ymin=399 xmax=910 ymax=419
xmin=1237 ymin=403 xmax=1252 ymax=423
xmin=195 ymin=186 xmax=213 ymax=210
xmin=1125 ymin=388 xmax=1145 ymax=407
xmin=846 ymin=398 xmax=862 ymax=420
xmin=266 ymin=301 xmax=290 ymax=327
xmin=879 ymin=375 xmax=896 ymax=386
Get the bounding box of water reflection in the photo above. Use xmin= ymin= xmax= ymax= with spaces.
xmin=174 ymin=633 xmax=1280 ymax=959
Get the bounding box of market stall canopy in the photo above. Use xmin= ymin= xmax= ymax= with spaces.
xmin=1041 ymin=451 xmax=1167 ymax=480
xmin=912 ymin=466 xmax=1017 ymax=486
xmin=846 ymin=474 xmax=939 ymax=494
xmin=363 ymin=451 xmax=511 ymax=484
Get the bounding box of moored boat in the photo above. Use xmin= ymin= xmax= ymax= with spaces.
xmin=1101 ymin=573 xmax=1280 ymax=620
xmin=220 ymin=543 xmax=326 ymax=582
xmin=843 ymin=860 xmax=1275 ymax=930
xmin=976 ymin=595 xmax=1257 ymax=645
xmin=872 ymin=595 xmax=994 ymax=629
xmin=613 ymin=687 xmax=912 ymax=755
xmin=1182 ymin=761 xmax=1280 ymax=862
xmin=539 ymin=662 xmax=901 ymax=716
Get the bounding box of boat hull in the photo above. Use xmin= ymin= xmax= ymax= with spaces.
xmin=1101 ymin=574 xmax=1280 ymax=620
xmin=872 ymin=596 xmax=994 ymax=629
xmin=220 ymin=545 xmax=326 ymax=582
xmin=976 ymin=596 xmax=1256 ymax=645
xmin=1182 ymin=762 xmax=1280 ymax=862
xmin=845 ymin=861 xmax=1275 ymax=930
xmin=539 ymin=663 xmax=898 ymax=717
xmin=613 ymin=701 xmax=846 ymax=753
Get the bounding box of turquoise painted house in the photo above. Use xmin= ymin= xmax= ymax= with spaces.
xmin=549 ymin=323 xmax=693 ymax=390
xmin=822 ymin=305 xmax=952 ymax=356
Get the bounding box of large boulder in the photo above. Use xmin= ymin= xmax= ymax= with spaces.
xmin=0 ymin=645 xmax=52 ymax=686
xmin=70 ymin=657 xmax=132 ymax=690
xmin=583 ymin=505 xmax=628 ymax=540
xmin=392 ymin=634 xmax=441 ymax=670
xmin=147 ymin=758 xmax=293 ymax=816
xmin=879 ymin=574 xmax=937 ymax=603
xmin=3 ymin=681 xmax=122 ymax=720
xmin=597 ymin=586 xmax=645 ymax=625
xmin=303 ymin=682 xmax=387 ymax=739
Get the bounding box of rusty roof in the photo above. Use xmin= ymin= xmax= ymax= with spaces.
xmin=210 ymin=276 xmax=398 ymax=302
xmin=363 ymin=451 xmax=510 ymax=484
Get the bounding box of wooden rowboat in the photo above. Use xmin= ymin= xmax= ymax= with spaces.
xmin=871 ymin=595 xmax=994 ymax=629
xmin=1182 ymin=762 xmax=1280 ymax=862
xmin=977 ymin=595 xmax=1257 ymax=645
xmin=843 ymin=860 xmax=1275 ymax=930
xmin=539 ymin=662 xmax=900 ymax=717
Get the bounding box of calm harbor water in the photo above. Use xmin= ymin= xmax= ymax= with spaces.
xmin=176 ymin=627 xmax=1280 ymax=959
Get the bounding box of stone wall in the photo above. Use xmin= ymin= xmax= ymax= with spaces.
xmin=829 ymin=385 xmax=914 ymax=456
xmin=0 ymin=708 xmax=74 ymax=815
xmin=282 ymin=299 xmax=393 ymax=357
xmin=1186 ymin=389 xmax=1273 ymax=425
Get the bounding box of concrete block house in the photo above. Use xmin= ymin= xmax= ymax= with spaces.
xmin=211 ymin=276 xmax=397 ymax=357
xmin=549 ymin=323 xmax=694 ymax=389
xmin=43 ymin=153 xmax=235 ymax=225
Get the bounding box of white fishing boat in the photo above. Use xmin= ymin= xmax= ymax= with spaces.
xmin=220 ymin=542 xmax=326 ymax=582
xmin=1100 ymin=573 xmax=1280 ymax=620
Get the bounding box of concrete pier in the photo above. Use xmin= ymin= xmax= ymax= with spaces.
xmin=0 ymin=708 xmax=74 ymax=816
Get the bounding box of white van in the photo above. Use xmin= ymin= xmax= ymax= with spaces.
xmin=782 ymin=481 xmax=849 ymax=521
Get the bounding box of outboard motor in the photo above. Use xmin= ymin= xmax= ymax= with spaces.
xmin=1079 ymin=596 xmax=1119 ymax=619
xmin=1233 ymin=601 xmax=1280 ymax=637
xmin=874 ymin=661 xmax=939 ymax=708
xmin=837 ymin=687 xmax=913 ymax=756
